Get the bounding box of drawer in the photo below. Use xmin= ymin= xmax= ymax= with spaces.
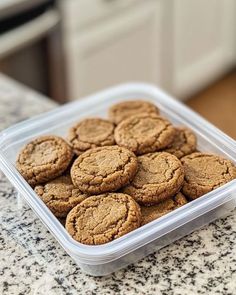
xmin=60 ymin=0 xmax=142 ymax=30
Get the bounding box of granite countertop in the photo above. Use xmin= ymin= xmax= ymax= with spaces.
xmin=1 ymin=73 xmax=236 ymax=295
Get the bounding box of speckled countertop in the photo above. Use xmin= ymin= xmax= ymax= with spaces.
xmin=1 ymin=74 xmax=236 ymax=295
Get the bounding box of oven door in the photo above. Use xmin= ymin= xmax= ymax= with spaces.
xmin=0 ymin=2 xmax=63 ymax=101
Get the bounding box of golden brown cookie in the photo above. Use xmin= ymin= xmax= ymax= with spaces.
xmin=181 ymin=152 xmax=236 ymax=200
xmin=164 ymin=127 xmax=197 ymax=158
xmin=65 ymin=193 xmax=141 ymax=245
xmin=16 ymin=136 xmax=73 ymax=186
xmin=35 ymin=174 xmax=88 ymax=218
xmin=67 ymin=118 xmax=115 ymax=155
xmin=123 ymin=152 xmax=184 ymax=205
xmin=141 ymin=192 xmax=188 ymax=225
xmin=114 ymin=114 xmax=176 ymax=155
xmin=71 ymin=146 xmax=138 ymax=194
xmin=108 ymin=100 xmax=159 ymax=125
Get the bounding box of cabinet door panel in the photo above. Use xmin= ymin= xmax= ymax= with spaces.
xmin=64 ymin=1 xmax=161 ymax=100
xmin=172 ymin=0 xmax=236 ymax=99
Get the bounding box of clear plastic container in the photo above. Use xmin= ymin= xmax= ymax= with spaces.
xmin=0 ymin=83 xmax=236 ymax=276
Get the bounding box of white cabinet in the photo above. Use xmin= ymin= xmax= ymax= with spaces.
xmin=61 ymin=0 xmax=236 ymax=101
xmin=169 ymin=0 xmax=236 ymax=99
xmin=61 ymin=0 xmax=162 ymax=100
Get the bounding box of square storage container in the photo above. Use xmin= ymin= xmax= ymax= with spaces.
xmin=0 ymin=83 xmax=236 ymax=276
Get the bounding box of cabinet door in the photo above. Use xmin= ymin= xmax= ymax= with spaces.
xmin=63 ymin=1 xmax=162 ymax=100
xmin=171 ymin=0 xmax=236 ymax=99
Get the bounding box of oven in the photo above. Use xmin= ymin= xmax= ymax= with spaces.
xmin=0 ymin=0 xmax=64 ymax=102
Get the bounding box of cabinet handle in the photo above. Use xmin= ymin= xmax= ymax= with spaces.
xmin=0 ymin=9 xmax=60 ymax=58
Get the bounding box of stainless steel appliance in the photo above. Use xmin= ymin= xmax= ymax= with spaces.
xmin=0 ymin=0 xmax=64 ymax=101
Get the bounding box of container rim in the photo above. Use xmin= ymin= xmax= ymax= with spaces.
xmin=0 ymin=82 xmax=236 ymax=264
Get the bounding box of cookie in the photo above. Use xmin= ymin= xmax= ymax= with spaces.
xmin=114 ymin=114 xmax=176 ymax=155
xmin=109 ymin=100 xmax=160 ymax=125
xmin=16 ymin=136 xmax=73 ymax=186
xmin=68 ymin=118 xmax=115 ymax=155
xmin=35 ymin=174 xmax=88 ymax=218
xmin=141 ymin=192 xmax=188 ymax=225
xmin=65 ymin=193 xmax=141 ymax=245
xmin=164 ymin=127 xmax=197 ymax=158
xmin=71 ymin=146 xmax=138 ymax=194
xmin=122 ymin=152 xmax=184 ymax=205
xmin=181 ymin=152 xmax=236 ymax=200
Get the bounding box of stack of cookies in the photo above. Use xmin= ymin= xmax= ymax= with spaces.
xmin=16 ymin=100 xmax=236 ymax=245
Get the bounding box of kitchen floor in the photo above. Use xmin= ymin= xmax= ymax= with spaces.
xmin=186 ymin=69 xmax=236 ymax=139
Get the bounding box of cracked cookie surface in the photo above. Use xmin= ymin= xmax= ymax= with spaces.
xmin=71 ymin=146 xmax=138 ymax=194
xmin=181 ymin=152 xmax=236 ymax=200
xmin=123 ymin=152 xmax=184 ymax=205
xmin=65 ymin=193 xmax=141 ymax=245
xmin=68 ymin=118 xmax=115 ymax=155
xmin=16 ymin=135 xmax=73 ymax=186
xmin=109 ymin=100 xmax=159 ymax=125
xmin=114 ymin=114 xmax=176 ymax=155
xmin=35 ymin=174 xmax=88 ymax=217
xmin=141 ymin=192 xmax=188 ymax=225
xmin=164 ymin=127 xmax=197 ymax=158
